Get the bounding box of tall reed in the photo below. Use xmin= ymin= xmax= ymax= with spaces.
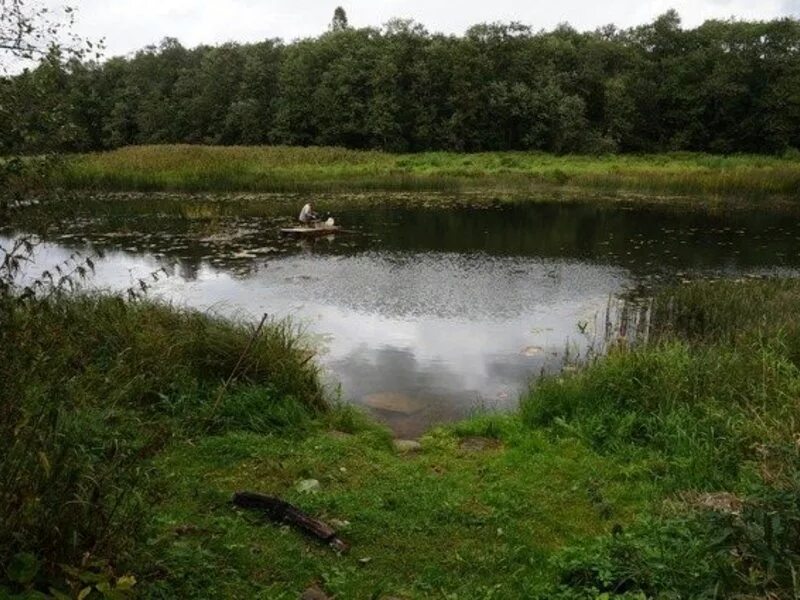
xmin=53 ymin=145 xmax=800 ymax=198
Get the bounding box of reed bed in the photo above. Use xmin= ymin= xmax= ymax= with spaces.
xmin=55 ymin=145 xmax=800 ymax=198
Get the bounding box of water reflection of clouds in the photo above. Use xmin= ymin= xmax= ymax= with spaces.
xmin=9 ymin=199 xmax=800 ymax=434
xmin=258 ymin=253 xmax=628 ymax=320
xmin=8 ymin=237 xmax=626 ymax=435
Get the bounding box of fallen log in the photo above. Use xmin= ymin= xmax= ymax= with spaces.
xmin=232 ymin=490 xmax=349 ymax=553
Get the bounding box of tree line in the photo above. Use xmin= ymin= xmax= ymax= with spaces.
xmin=3 ymin=9 xmax=800 ymax=155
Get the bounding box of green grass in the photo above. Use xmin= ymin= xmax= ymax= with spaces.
xmin=144 ymin=420 xmax=659 ymax=598
xmin=0 ymin=295 xmax=323 ymax=594
xmin=521 ymin=280 xmax=800 ymax=598
xmin=3 ymin=280 xmax=800 ymax=598
xmin=55 ymin=145 xmax=800 ymax=199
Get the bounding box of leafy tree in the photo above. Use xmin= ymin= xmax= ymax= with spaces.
xmin=229 ymin=40 xmax=282 ymax=144
xmin=331 ymin=6 xmax=349 ymax=32
xmin=368 ymin=20 xmax=430 ymax=150
xmin=3 ymin=10 xmax=800 ymax=155
xmin=0 ymin=1 xmax=101 ymax=198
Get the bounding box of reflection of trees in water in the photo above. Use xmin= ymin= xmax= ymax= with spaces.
xmin=345 ymin=204 xmax=800 ymax=274
xmin=327 ymin=344 xmax=495 ymax=437
xmin=174 ymin=257 xmax=201 ymax=281
xmin=40 ymin=199 xmax=800 ymax=279
xmin=329 ymin=340 xmax=567 ymax=407
xmin=332 ymin=345 xmax=460 ymax=396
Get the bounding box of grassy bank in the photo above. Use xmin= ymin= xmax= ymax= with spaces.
xmin=3 ymin=280 xmax=800 ymax=598
xmin=523 ymin=280 xmax=800 ymax=598
xmin=0 ymin=295 xmax=325 ymax=596
xmin=56 ymin=145 xmax=800 ymax=199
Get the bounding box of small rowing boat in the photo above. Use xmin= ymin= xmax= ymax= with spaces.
xmin=280 ymin=225 xmax=342 ymax=237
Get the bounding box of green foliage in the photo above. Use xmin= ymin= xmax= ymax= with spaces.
xmin=214 ymin=387 xmax=315 ymax=434
xmin=5 ymin=14 xmax=800 ymax=156
xmin=549 ymin=516 xmax=719 ymax=598
xmin=547 ymin=471 xmax=800 ymax=599
xmin=6 ymin=553 xmax=40 ymax=585
xmin=523 ymin=279 xmax=800 ymax=599
xmin=0 ymin=1 xmax=100 ymax=199
xmin=0 ymin=295 xmax=324 ymax=592
xmin=522 ymin=341 xmax=800 ymax=489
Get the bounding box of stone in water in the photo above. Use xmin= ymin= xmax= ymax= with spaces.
xmin=363 ymin=392 xmax=426 ymax=415
xmin=393 ymin=439 xmax=422 ymax=453
xmin=521 ymin=346 xmax=544 ymax=357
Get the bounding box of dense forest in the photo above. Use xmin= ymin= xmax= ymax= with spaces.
xmin=3 ymin=9 xmax=800 ymax=155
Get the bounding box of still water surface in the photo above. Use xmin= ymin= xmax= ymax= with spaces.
xmin=7 ymin=195 xmax=800 ymax=436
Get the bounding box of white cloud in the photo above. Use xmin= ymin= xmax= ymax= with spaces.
xmin=783 ymin=0 xmax=800 ymax=15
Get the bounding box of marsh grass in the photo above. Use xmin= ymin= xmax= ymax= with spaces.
xmin=4 ymin=277 xmax=800 ymax=597
xmin=525 ymin=279 xmax=800 ymax=598
xmin=56 ymin=145 xmax=800 ymax=198
xmin=0 ymin=295 xmax=324 ymax=593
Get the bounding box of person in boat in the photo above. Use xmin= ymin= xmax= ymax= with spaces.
xmin=298 ymin=201 xmax=320 ymax=227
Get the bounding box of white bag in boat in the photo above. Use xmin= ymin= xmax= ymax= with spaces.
xmin=325 ymin=217 xmax=335 ymax=227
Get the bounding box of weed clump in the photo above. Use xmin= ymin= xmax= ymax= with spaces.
xmin=0 ymin=295 xmax=324 ymax=593
xmin=524 ymin=279 xmax=800 ymax=599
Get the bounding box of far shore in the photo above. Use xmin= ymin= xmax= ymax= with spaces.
xmin=48 ymin=144 xmax=800 ymax=200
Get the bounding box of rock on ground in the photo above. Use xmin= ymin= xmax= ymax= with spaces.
xmin=300 ymin=584 xmax=331 ymax=600
xmin=393 ymin=439 xmax=422 ymax=453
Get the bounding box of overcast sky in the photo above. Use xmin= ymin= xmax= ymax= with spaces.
xmin=55 ymin=0 xmax=800 ymax=59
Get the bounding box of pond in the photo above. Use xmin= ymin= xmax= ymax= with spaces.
xmin=6 ymin=194 xmax=800 ymax=436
